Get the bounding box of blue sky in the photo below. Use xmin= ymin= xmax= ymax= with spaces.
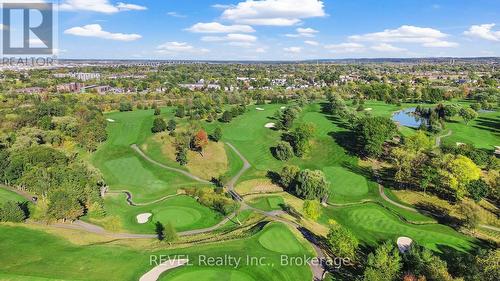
xmin=4 ymin=0 xmax=500 ymax=60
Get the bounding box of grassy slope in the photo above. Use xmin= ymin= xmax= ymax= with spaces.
xmin=322 ymin=203 xmax=476 ymax=252
xmin=443 ymin=111 xmax=499 ymax=149
xmin=93 ymin=109 xmax=206 ymax=202
xmin=0 ymin=223 xmax=313 ymax=281
xmin=92 ymin=195 xmax=223 ymax=234
xmin=0 ymin=188 xmax=26 ymax=205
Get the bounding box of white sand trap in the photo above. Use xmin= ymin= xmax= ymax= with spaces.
xmin=106 ymin=118 xmax=115 ymax=122
xmin=280 ymin=106 xmax=286 ymax=109
xmin=397 ymin=237 xmax=413 ymax=253
xmin=136 ymin=213 xmax=152 ymax=224
xmin=364 ymin=108 xmax=373 ymax=111
xmin=256 ymin=107 xmax=264 ymax=111
xmin=140 ymin=259 xmax=189 ymax=281
xmin=265 ymin=123 xmax=276 ymax=128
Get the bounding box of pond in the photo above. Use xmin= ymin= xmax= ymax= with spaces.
xmin=392 ymin=108 xmax=426 ymax=128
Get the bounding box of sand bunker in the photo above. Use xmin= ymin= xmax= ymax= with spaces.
xmin=397 ymin=237 xmax=413 ymax=253
xmin=136 ymin=213 xmax=152 ymax=224
xmin=139 ymin=259 xmax=189 ymax=281
xmin=265 ymin=123 xmax=276 ymax=128
xmin=256 ymin=107 xmax=264 ymax=111
xmin=106 ymin=119 xmax=115 ymax=122
xmin=364 ymin=108 xmax=372 ymax=111
xmin=280 ymin=106 xmax=286 ymax=109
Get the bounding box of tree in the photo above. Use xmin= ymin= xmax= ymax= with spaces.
xmin=277 ymin=107 xmax=299 ymax=130
xmin=192 ymin=130 xmax=209 ymax=154
xmin=151 ymin=117 xmax=167 ymax=133
xmin=155 ymin=221 xmax=165 ymax=241
xmin=47 ymin=190 xmax=84 ymax=221
xmin=221 ymin=111 xmax=233 ymax=123
xmin=402 ymin=244 xmax=454 ymax=281
xmin=293 ymin=169 xmax=328 ymax=200
xmin=176 ymin=147 xmax=188 ymax=165
xmin=164 ymin=222 xmax=178 ymax=243
xmin=211 ymin=127 xmax=223 ymax=142
xmin=445 ymin=155 xmax=481 ymax=199
xmin=475 ymin=249 xmax=500 ymax=281
xmin=154 ymin=107 xmax=161 ymax=116
xmin=119 ymin=102 xmax=133 ymax=112
xmin=467 ymin=179 xmax=489 ymax=202
xmin=175 ymin=106 xmax=185 ymax=118
xmin=0 ymin=201 xmax=26 ymax=222
xmin=326 ymin=220 xmax=359 ymax=260
xmin=274 ymin=141 xmax=294 ymax=161
xmin=363 ymin=242 xmax=402 ymax=281
xmin=303 ymin=200 xmax=321 ymax=221
xmin=167 ymin=119 xmax=177 ymax=133
xmin=279 ymin=165 xmax=300 ymax=189
xmin=355 ymin=116 xmax=397 ymax=157
xmin=458 ymin=202 xmax=480 ymax=230
xmin=289 ymin=122 xmax=316 ymax=157
xmin=459 ymin=107 xmax=478 ymax=125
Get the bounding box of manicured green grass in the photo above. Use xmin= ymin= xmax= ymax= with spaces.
xmin=248 ymin=196 xmax=285 ymax=212
xmin=443 ymin=111 xmax=499 ymax=149
xmin=258 ymin=223 xmax=303 ymax=254
xmin=322 ymin=203 xmax=476 ymax=252
xmin=93 ymin=195 xmax=223 ymax=233
xmin=0 ymin=188 xmax=26 ymax=205
xmin=0 ymin=223 xmax=313 ymax=281
xmin=93 ymin=110 xmax=205 ymax=202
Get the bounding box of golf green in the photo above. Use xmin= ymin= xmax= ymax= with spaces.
xmin=0 ymin=222 xmax=314 ymax=281
xmin=258 ymin=223 xmax=303 ymax=254
xmin=323 ymin=203 xmax=475 ymax=252
xmin=91 ymin=195 xmax=223 ymax=233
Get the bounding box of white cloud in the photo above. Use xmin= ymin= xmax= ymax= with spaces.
xmin=156 ymin=42 xmax=209 ymax=55
xmin=59 ymin=0 xmax=146 ymax=14
xmin=0 ymin=24 xmax=4 ymax=30
xmin=187 ymin=22 xmax=255 ymax=33
xmin=201 ymin=33 xmax=257 ymax=47
xmin=255 ymin=47 xmax=267 ymax=53
xmin=464 ymin=24 xmax=500 ymax=41
xmin=116 ymin=2 xmax=147 ymax=11
xmin=64 ymin=24 xmax=141 ymax=41
xmin=284 ymin=46 xmax=302 ymax=53
xmin=286 ymin=27 xmax=319 ymax=37
xmin=371 ymin=43 xmax=406 ymax=52
xmin=305 ymin=40 xmax=319 ymax=46
xmin=349 ymin=25 xmax=457 ymax=48
xmin=167 ymin=12 xmax=186 ymax=18
xmin=325 ymin=43 xmax=365 ymax=53
xmin=202 ymin=34 xmax=257 ymax=42
xmin=422 ymin=41 xmax=458 ymax=48
xmin=221 ymin=0 xmax=326 ymax=26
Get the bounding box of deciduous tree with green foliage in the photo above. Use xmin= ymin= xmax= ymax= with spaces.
xmin=151 ymin=117 xmax=167 ymax=133
xmin=354 ymin=116 xmax=397 ymax=157
xmin=303 ymin=200 xmax=321 ymax=221
xmin=0 ymin=201 xmax=26 ymax=222
xmin=274 ymin=141 xmax=294 ymax=161
xmin=326 ymin=220 xmax=359 ymax=260
xmin=363 ymin=242 xmax=402 ymax=281
xmin=293 ymin=169 xmax=328 ymax=200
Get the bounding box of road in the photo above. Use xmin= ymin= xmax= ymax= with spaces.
xmin=131 ymin=144 xmax=211 ymax=184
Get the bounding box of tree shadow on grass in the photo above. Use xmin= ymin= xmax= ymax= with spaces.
xmin=472 ymin=116 xmax=500 ymax=134
xmin=413 ymin=202 xmax=461 ymax=229
xmin=328 ymin=131 xmax=359 ymax=156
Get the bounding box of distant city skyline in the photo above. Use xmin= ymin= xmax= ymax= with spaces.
xmin=2 ymin=0 xmax=500 ymax=60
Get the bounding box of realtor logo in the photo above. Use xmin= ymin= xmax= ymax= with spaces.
xmin=2 ymin=2 xmax=54 ymax=55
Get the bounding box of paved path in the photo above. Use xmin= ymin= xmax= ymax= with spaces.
xmin=0 ymin=184 xmax=37 ymax=203
xmin=435 ymin=130 xmax=452 ymax=147
xmin=377 ymin=184 xmax=500 ymax=232
xmin=131 ymin=144 xmax=211 ymax=184
xmin=107 ymin=190 xmax=178 ymax=206
xmin=139 ymin=259 xmax=189 ymax=281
